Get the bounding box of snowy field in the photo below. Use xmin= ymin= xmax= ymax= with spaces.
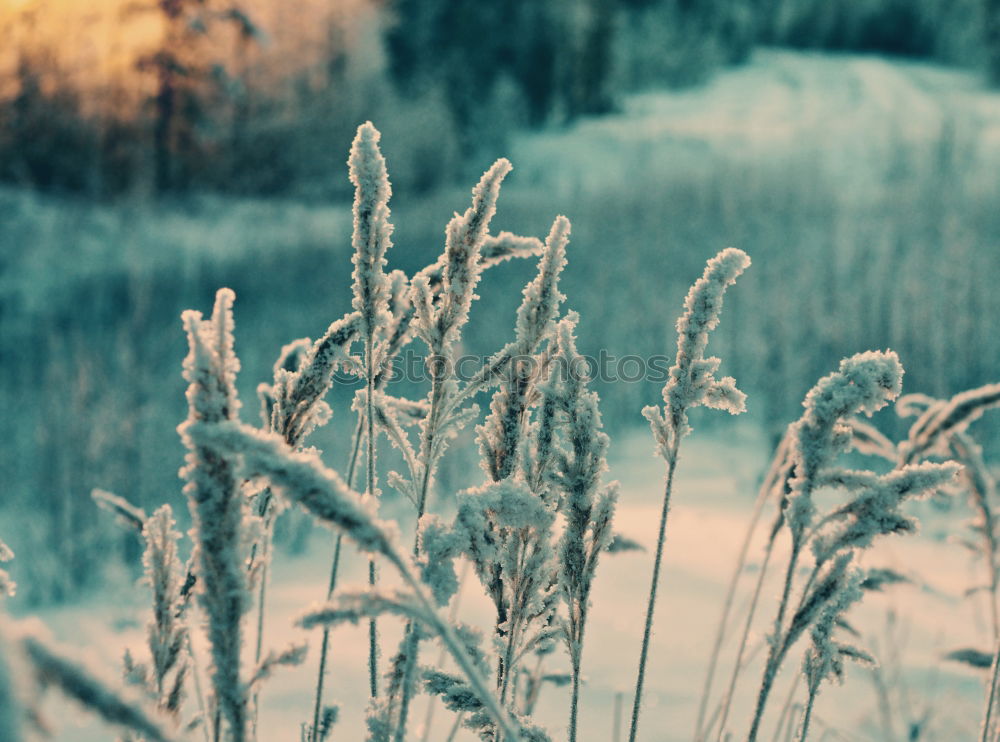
xmin=6 ymin=47 xmax=1000 ymax=741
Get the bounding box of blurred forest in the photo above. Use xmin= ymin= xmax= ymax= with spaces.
xmin=2 ymin=0 xmax=1000 ymax=603
xmin=1 ymin=0 xmax=998 ymax=197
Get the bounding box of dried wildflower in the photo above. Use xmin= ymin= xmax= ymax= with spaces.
xmin=642 ymin=247 xmax=750 ymax=461
xmin=630 ymin=248 xmax=750 ymax=742
xmin=898 ymin=383 xmax=1000 ymax=464
xmin=177 ymin=288 xmax=249 ymax=742
xmin=141 ymin=505 xmax=189 ymax=715
xmin=413 ymin=159 xmax=512 ymax=354
xmin=785 ymin=350 xmax=905 ymax=546
xmin=798 ymin=569 xmax=870 ymax=741
xmin=350 ymin=122 xmax=394 ymax=340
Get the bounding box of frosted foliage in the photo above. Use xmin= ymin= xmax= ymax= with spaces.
xmin=177 ymin=287 xmax=249 ymax=742
xmin=786 ymin=350 xmax=904 ymax=538
xmin=643 ymin=247 xmax=750 ymax=459
xmin=415 ymin=159 xmax=511 ymax=353
xmin=514 ymin=216 xmax=569 ymax=351
xmin=350 ymin=122 xmax=394 ymax=339
xmin=416 ymin=515 xmax=463 ymax=607
xmin=186 ymin=421 xmax=398 ymax=564
xmin=899 ymin=383 xmax=1000 ymax=464
xmin=141 ymin=505 xmax=189 ymax=713
xmin=21 ymin=634 xmax=178 ymax=742
xmin=811 ymin=461 xmax=960 ymax=561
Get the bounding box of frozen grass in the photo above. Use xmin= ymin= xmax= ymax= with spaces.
xmin=1 ymin=50 xmax=999 ymax=741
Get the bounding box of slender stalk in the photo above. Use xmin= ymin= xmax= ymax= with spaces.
xmin=309 ymin=419 xmax=362 ymax=742
xmin=309 ymin=534 xmax=343 ymax=742
xmin=393 ymin=372 xmax=446 ymax=742
xmin=747 ymin=543 xmax=800 ymax=742
xmin=982 ymin=638 xmax=1000 ymax=742
xmin=795 ymin=683 xmax=818 ymax=742
xmin=569 ymin=654 xmax=582 ymax=742
xmin=771 ymin=670 xmax=802 ymax=742
xmin=715 ymin=528 xmax=779 ymax=741
xmin=696 ymin=438 xmax=789 ymax=741
xmin=612 ymin=692 xmax=623 ymax=742
xmin=366 ymin=334 xmax=379 ymax=699
xmin=628 ymin=437 xmax=681 ymax=742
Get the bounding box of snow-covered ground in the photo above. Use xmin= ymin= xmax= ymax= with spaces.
xmin=511 ymin=48 xmax=1000 ymax=200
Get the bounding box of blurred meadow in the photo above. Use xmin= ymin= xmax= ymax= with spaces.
xmin=2 ymin=1 xmax=1000 ymax=741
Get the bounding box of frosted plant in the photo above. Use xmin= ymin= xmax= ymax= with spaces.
xmin=545 ymin=317 xmax=618 ymax=742
xmin=350 ymin=121 xmax=396 ymax=700
xmin=186 ymin=418 xmax=528 ymax=742
xmin=796 ymin=567 xmax=871 ymax=742
xmin=178 ymin=287 xmax=250 ymax=742
xmin=629 ymin=247 xmax=750 ymax=742
xmin=741 ymin=352 xmax=959 ymax=742
xmin=695 ymin=430 xmax=795 ymax=742
xmin=140 ymin=505 xmax=190 ymax=718
xmin=892 ymin=386 xmax=1000 ymax=742
xmin=12 ymin=627 xmax=179 ymax=742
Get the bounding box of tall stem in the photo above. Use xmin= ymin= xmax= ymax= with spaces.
xmin=393 ymin=372 xmax=444 ymax=742
xmin=696 ymin=438 xmax=788 ymax=741
xmin=627 ymin=438 xmax=681 ymax=742
xmin=569 ymin=653 xmax=582 ymax=742
xmin=309 ymin=419 xmax=362 ymax=742
xmin=795 ymin=682 xmax=818 ymax=742
xmin=982 ymin=637 xmax=1000 ymax=742
xmin=715 ymin=529 xmax=778 ymax=741
xmin=748 ymin=543 xmax=800 ymax=742
xmin=366 ymin=334 xmax=379 ymax=699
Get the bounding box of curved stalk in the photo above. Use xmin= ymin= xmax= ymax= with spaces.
xmin=695 ymin=452 xmax=783 ymax=741
xmin=628 ymin=437 xmax=681 ymax=742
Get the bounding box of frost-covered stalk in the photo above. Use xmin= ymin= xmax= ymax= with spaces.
xmin=795 ymin=571 xmax=869 ymax=742
xmin=709 ymin=436 xmax=795 ymax=742
xmin=390 ymin=158 xmax=513 ymax=741
xmin=545 ymin=318 xmax=618 ymax=742
xmin=185 ymin=420 xmax=526 ymax=742
xmin=349 ymin=121 xmax=395 ymax=700
xmin=142 ymin=505 xmax=189 ymax=716
xmin=629 ymin=248 xmax=750 ymax=742
xmin=891 ymin=387 xmax=1000 ymax=742
xmin=178 ymin=288 xmax=249 ymax=742
xmin=20 ymin=631 xmax=177 ymax=742
xmin=745 ymin=353 xmax=962 ymax=742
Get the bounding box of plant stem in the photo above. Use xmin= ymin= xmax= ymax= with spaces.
xmin=748 ymin=542 xmax=800 ymax=742
xmin=393 ymin=372 xmax=444 ymax=742
xmin=569 ymin=653 xmax=582 ymax=742
xmin=696 ymin=437 xmax=789 ymax=741
xmin=715 ymin=525 xmax=779 ymax=741
xmin=628 ymin=438 xmax=681 ymax=742
xmin=796 ymin=682 xmax=818 ymax=742
xmin=982 ymin=637 xmax=1000 ymax=742
xmin=366 ymin=333 xmax=379 ymax=699
xmin=309 ymin=419 xmax=362 ymax=742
